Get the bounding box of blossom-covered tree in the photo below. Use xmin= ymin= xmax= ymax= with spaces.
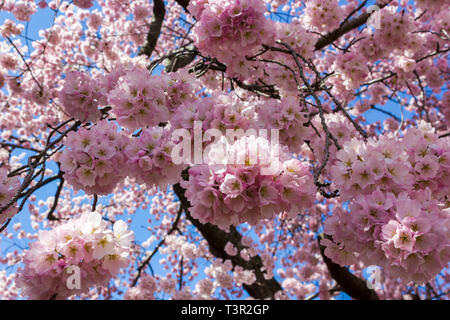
xmin=0 ymin=0 xmax=449 ymax=300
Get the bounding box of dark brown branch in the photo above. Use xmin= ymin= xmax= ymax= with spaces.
xmin=173 ymin=181 xmax=282 ymax=300
xmin=314 ymin=1 xmax=392 ymax=51
xmin=0 ymin=218 xmax=11 ymax=233
xmin=318 ymin=234 xmax=379 ymax=300
xmin=370 ymin=105 xmax=402 ymax=122
xmin=165 ymin=49 xmax=197 ymax=73
xmin=412 ymin=71 xmax=432 ymax=124
xmin=154 ymin=0 xmax=393 ymax=79
xmin=339 ymin=0 xmax=368 ymax=28
xmin=47 ymin=173 xmax=64 ymax=221
xmin=0 ymin=119 xmax=80 ymax=218
xmin=305 ymin=284 xmax=341 ymax=300
xmin=232 ymin=78 xmax=280 ymax=99
xmin=174 ymin=0 xmax=190 ymax=12
xmin=415 ymin=46 xmax=449 ymax=63
xmin=0 ymin=142 xmax=41 ymax=153
xmin=285 ymin=47 xmax=368 ymax=139
xmin=6 ymin=37 xmax=43 ymax=91
xmin=92 ymin=194 xmax=98 ymax=212
xmin=139 ymin=0 xmax=166 ymax=58
xmin=276 ymin=42 xmax=340 ymax=198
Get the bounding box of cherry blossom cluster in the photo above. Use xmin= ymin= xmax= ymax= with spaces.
xmin=305 ymin=113 xmax=358 ymax=165
xmin=108 ymin=66 xmax=169 ymax=131
xmin=124 ymin=126 xmax=186 ymax=189
xmin=0 ymin=168 xmax=20 ymax=225
xmin=432 ymin=9 xmax=450 ymax=35
xmin=189 ymin=0 xmax=273 ymax=78
xmin=159 ymin=234 xmax=204 ymax=260
xmin=263 ymin=62 xmax=298 ymax=94
xmin=261 ymin=21 xmax=318 ymax=94
xmin=0 ymin=19 xmax=24 ymax=38
xmin=182 ymin=135 xmax=316 ymax=230
xmin=416 ymin=0 xmax=450 ymax=14
xmin=275 ymin=20 xmax=317 ymax=59
xmin=369 ymin=6 xmax=415 ymax=54
xmin=330 ymin=122 xmax=450 ymax=201
xmin=443 ymin=91 xmax=450 ymax=125
xmin=332 ymin=51 xmax=368 ymax=91
xmin=257 ymin=96 xmax=310 ymax=154
xmin=354 ymin=7 xmax=418 ymax=69
xmin=2 ymin=0 xmax=37 ymax=22
xmin=375 ymin=7 xmax=415 ymax=51
xmin=165 ymin=69 xmax=200 ymax=112
xmin=324 ymin=122 xmax=450 ymax=282
xmin=303 ymin=0 xmax=344 ymax=33
xmin=323 ymin=189 xmax=449 ymax=283
xmin=59 ymin=120 xmax=128 ymax=195
xmin=171 ymin=93 xmax=256 ymax=135
xmin=60 ymin=66 xmax=201 ymax=129
xmin=124 ymin=273 xmax=157 ymax=300
xmin=73 ymin=0 xmax=95 ymax=9
xmin=0 ymin=53 xmax=17 ymax=70
xmin=59 ymin=71 xmax=106 ymax=123
xmin=28 ymin=84 xmax=50 ymax=106
xmin=204 ymin=259 xmax=256 ymax=290
xmin=16 ymin=212 xmax=134 ymax=299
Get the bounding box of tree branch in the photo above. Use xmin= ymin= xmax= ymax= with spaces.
xmin=140 ymin=0 xmax=166 ymax=58
xmin=318 ymin=234 xmax=379 ymax=300
xmin=314 ymin=1 xmax=392 ymax=51
xmin=173 ymin=181 xmax=282 ymax=300
xmin=174 ymin=0 xmax=190 ymax=12
xmin=132 ymin=206 xmax=182 ymax=287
